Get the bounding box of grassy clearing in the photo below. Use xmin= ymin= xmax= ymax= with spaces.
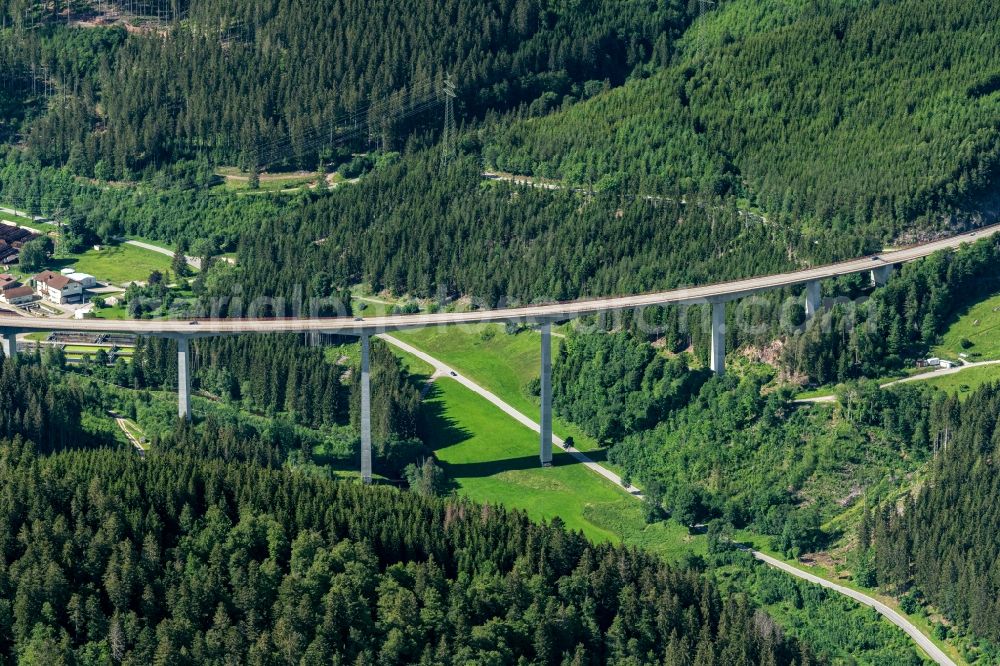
xmin=393 ymin=325 xmax=609 ymax=459
xmin=53 ymin=244 xmax=174 ymax=285
xmin=214 ymin=167 xmax=319 ymax=192
xmin=92 ymin=304 xmax=130 ymax=320
xmin=422 ymin=378 xmax=686 ymax=553
xmin=421 ymin=374 xmax=935 ymax=659
xmin=934 ymin=291 xmax=1000 ymax=362
xmin=353 ymin=297 xmax=400 ymax=318
xmin=349 ymin=285 xmax=425 ymax=318
xmin=920 ymin=364 xmax=1000 ymax=398
xmin=118 ymin=418 xmax=147 ymax=450
xmin=384 ymin=344 xmax=436 ymax=380
xmin=61 ymin=344 xmax=132 ymax=355
xmin=793 ymin=367 xmax=935 ymax=400
xmin=794 ymin=386 xmax=838 ymax=400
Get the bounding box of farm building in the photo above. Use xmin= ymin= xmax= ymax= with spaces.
xmin=67 ymin=272 xmax=97 ymax=288
xmin=0 ymin=224 xmax=38 ymax=265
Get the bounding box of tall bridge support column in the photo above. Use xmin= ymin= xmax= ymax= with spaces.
xmin=360 ymin=333 xmax=373 ymax=484
xmin=805 ymin=280 xmax=822 ymax=319
xmin=539 ymin=322 xmax=553 ymax=467
xmin=710 ymin=302 xmax=726 ymax=376
xmin=871 ymin=265 xmax=893 ymax=287
xmin=0 ymin=331 xmax=15 ymax=360
xmin=177 ymin=336 xmax=191 ymax=420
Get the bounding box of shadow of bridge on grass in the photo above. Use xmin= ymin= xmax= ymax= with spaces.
xmin=417 ymin=382 xmax=611 ymax=480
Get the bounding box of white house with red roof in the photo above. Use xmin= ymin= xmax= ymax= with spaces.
xmin=32 ymin=271 xmax=84 ymax=304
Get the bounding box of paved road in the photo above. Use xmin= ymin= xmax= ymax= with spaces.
xmin=382 ymin=333 xmax=956 ymax=665
xmin=3 ymin=224 xmax=997 ymax=336
xmin=797 ymin=359 xmax=1000 ymax=403
xmin=0 ymin=206 xmax=47 ymax=223
xmin=887 ymin=359 xmax=1000 ymax=387
xmin=752 ymin=551 xmax=955 ymax=665
xmin=120 ymin=239 xmax=202 ymax=271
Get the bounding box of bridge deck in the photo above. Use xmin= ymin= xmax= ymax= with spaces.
xmin=1 ymin=225 xmax=996 ymax=336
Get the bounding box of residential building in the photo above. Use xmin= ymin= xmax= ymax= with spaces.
xmin=32 ymin=271 xmax=84 ymax=305
xmin=0 ymin=285 xmax=35 ymax=306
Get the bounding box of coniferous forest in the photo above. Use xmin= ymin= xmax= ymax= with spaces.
xmin=0 ymin=438 xmax=823 ymax=665
xmin=2 ymin=0 xmax=697 ymax=174
xmin=1 ymin=0 xmax=1000 ymax=661
xmin=865 ymin=383 xmax=1000 ymax=644
xmin=485 ymin=0 xmax=1000 ymax=238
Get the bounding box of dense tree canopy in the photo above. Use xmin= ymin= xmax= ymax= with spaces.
xmin=485 ymin=0 xmax=1000 ymax=239
xmin=0 ymin=441 xmax=819 ymax=665
xmin=553 ymin=331 xmax=710 ymax=443
xmin=0 ymin=354 xmax=83 ymax=453
xmin=4 ymin=0 xmax=698 ymax=174
xmin=866 ymin=383 xmax=1000 ymax=647
xmin=605 ymin=374 xmax=939 ymax=554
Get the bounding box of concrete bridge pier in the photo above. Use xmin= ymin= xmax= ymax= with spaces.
xmin=177 ymin=336 xmax=191 ymax=420
xmin=0 ymin=331 xmax=15 ymax=360
xmin=871 ymin=265 xmax=893 ymax=287
xmin=539 ymin=322 xmax=553 ymax=467
xmin=710 ymin=301 xmax=726 ymax=376
xmin=805 ymin=280 xmax=822 ymax=319
xmin=360 ymin=333 xmax=373 ymax=484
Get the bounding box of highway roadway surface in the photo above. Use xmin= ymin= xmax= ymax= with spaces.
xmin=2 ymin=223 xmax=997 ymax=337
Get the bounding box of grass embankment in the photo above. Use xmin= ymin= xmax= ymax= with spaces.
xmin=0 ymin=210 xmax=44 ymax=227
xmin=392 ymin=324 xmax=609 ymax=458
xmin=117 ymin=418 xmax=147 ymax=450
xmin=59 ymin=243 xmax=174 ymax=284
xmin=214 ymin=167 xmax=342 ymax=193
xmin=420 ymin=378 xmax=701 ymax=559
xmin=920 ymin=364 xmax=1000 ymax=398
xmin=933 ymin=291 xmax=1000 ymax=362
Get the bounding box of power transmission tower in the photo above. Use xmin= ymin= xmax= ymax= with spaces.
xmin=440 ymin=74 xmax=457 ymax=171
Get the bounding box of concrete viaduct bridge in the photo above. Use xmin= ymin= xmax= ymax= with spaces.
xmin=2 ymin=225 xmax=997 ymax=483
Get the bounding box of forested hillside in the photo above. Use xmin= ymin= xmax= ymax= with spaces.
xmin=605 ymin=373 xmax=937 ymax=553
xmin=865 ymin=383 xmax=1000 ymax=652
xmin=544 ymin=320 xmax=952 ymax=554
xmin=782 ymin=237 xmax=1000 ymax=383
xmin=0 ymin=442 xmax=820 ymax=665
xmin=230 ymin=154 xmax=825 ymax=304
xmin=3 ymin=0 xmax=695 ymax=174
xmin=67 ymin=333 xmax=428 ymax=476
xmin=485 ymin=0 xmax=1000 ymax=238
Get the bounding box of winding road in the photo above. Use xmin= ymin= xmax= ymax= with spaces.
xmin=798 ymin=359 xmax=1000 ymax=404
xmin=752 ymin=551 xmax=954 ymax=665
xmin=379 ymin=333 xmax=957 ymax=666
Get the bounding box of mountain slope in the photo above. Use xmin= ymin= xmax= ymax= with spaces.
xmin=485 ymin=0 xmax=1000 ymax=239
